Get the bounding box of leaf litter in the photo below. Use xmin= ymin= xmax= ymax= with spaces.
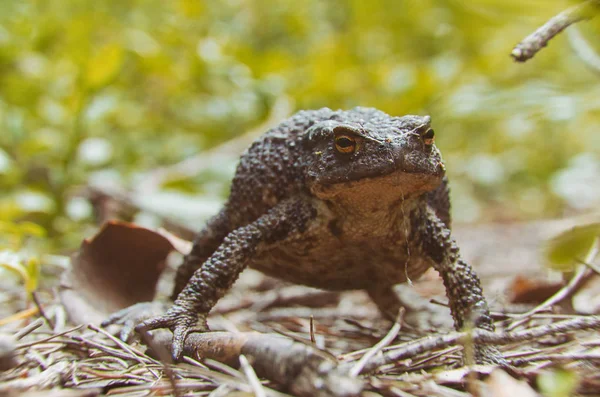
xmin=1 ymin=220 xmax=600 ymax=396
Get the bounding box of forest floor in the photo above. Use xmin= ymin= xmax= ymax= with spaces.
xmin=1 ymin=215 xmax=600 ymax=397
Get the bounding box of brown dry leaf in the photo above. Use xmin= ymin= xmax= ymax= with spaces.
xmin=156 ymin=227 xmax=193 ymax=255
xmin=59 ymin=221 xmax=177 ymax=324
xmin=508 ymin=275 xmax=563 ymax=304
xmin=485 ymin=369 xmax=539 ymax=397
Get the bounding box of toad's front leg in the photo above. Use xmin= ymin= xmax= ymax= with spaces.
xmin=136 ymin=198 xmax=317 ymax=361
xmin=415 ymin=207 xmax=506 ymax=365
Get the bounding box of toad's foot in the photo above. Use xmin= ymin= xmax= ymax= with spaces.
xmin=475 ymin=344 xmax=508 ymax=366
xmin=101 ymin=301 xmax=170 ymax=342
xmin=135 ymin=304 xmax=208 ymax=361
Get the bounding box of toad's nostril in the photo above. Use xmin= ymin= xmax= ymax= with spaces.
xmin=421 ymin=129 xmax=435 ymax=145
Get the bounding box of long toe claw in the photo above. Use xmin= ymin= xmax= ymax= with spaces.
xmin=101 ymin=307 xmax=131 ymax=327
xmin=135 ymin=315 xmax=171 ymax=333
xmin=171 ymin=324 xmax=191 ymax=361
xmin=118 ymin=322 xmax=136 ymax=342
xmin=102 ymin=302 xmax=168 ymax=335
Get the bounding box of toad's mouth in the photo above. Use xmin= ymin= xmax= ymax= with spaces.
xmin=309 ymin=166 xmax=444 ymax=200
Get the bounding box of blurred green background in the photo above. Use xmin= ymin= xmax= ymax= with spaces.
xmin=1 ymin=0 xmax=600 ymax=252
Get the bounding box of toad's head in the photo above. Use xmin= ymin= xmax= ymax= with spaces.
xmin=302 ymin=107 xmax=445 ymax=203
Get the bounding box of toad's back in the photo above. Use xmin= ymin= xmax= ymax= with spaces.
xmin=224 ymin=107 xmax=450 ymax=290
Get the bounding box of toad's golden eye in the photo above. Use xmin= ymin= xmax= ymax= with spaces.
xmin=335 ymin=135 xmax=357 ymax=154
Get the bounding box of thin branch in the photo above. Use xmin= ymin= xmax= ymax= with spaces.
xmin=13 ymin=318 xmax=44 ymax=340
xmin=348 ymin=308 xmax=404 ymax=377
xmin=519 ymin=352 xmax=600 ymax=363
xmin=512 ymin=1 xmax=598 ymax=62
xmin=16 ymin=324 xmax=84 ymax=349
xmin=0 ymin=307 xmax=39 ymax=326
xmin=88 ymin=324 xmax=158 ymax=372
xmin=137 ymin=328 xmax=182 ymax=397
xmin=580 ymin=237 xmax=600 ymax=274
xmin=357 ymin=315 xmax=600 ymax=374
xmin=506 ymin=238 xmax=599 ymax=331
xmin=31 ymin=291 xmax=55 ymax=329
xmin=239 ymin=354 xmax=267 ymax=397
xmin=506 ymin=265 xmax=590 ymax=331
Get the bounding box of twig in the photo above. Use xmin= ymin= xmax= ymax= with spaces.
xmin=407 ymin=346 xmax=462 ymax=369
xmin=104 ymin=381 xmax=212 ymax=395
xmin=348 ymin=308 xmax=404 ymax=377
xmin=75 ymin=336 xmax=155 ymax=364
xmin=185 ymin=360 xmax=290 ymax=397
xmin=511 ymin=0 xmax=598 ymax=62
xmin=77 ymin=366 xmax=151 ymax=381
xmin=13 ymin=318 xmax=44 ymax=340
xmin=0 ymin=306 xmax=39 ymax=326
xmin=88 ymin=324 xmax=159 ymax=374
xmin=16 ymin=324 xmax=84 ymax=349
xmin=491 ymin=312 xmax=588 ymax=320
xmin=239 ymin=354 xmax=267 ymax=397
xmin=506 ymin=239 xmax=599 ymax=331
xmin=358 ymin=315 xmax=600 ymax=374
xmin=506 ymin=266 xmax=590 ymax=331
xmin=31 ymin=291 xmax=55 ymax=329
xmin=0 ymin=361 xmax=70 ymax=391
xmin=389 ymin=387 xmax=420 ymax=397
xmin=266 ymin=323 xmax=338 ymax=361
xmin=579 ymin=237 xmax=600 ymax=274
xmin=204 ymin=358 xmax=246 ymax=380
xmin=518 ymin=352 xmax=600 ymax=363
xmin=137 ymin=328 xmax=181 ymax=397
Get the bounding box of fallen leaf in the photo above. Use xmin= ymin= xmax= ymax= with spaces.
xmin=157 ymin=227 xmax=193 ymax=255
xmin=508 ymin=275 xmax=563 ymax=304
xmin=59 ymin=221 xmax=178 ymax=324
xmin=544 ymin=223 xmax=600 ymax=272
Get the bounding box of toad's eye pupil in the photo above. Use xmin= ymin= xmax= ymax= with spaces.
xmin=334 ymin=134 xmax=357 ymax=153
xmin=423 ymin=129 xmax=434 ymax=140
xmin=336 ymin=137 xmax=353 ymax=148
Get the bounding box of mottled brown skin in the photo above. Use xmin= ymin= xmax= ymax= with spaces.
xmin=104 ymin=107 xmax=503 ymax=364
